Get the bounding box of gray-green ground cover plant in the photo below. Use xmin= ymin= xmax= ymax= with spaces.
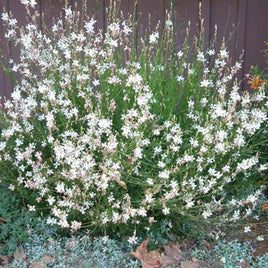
xmin=9 ymin=217 xmax=140 ymax=268
xmin=0 ymin=0 xmax=267 ymax=244
xmin=0 ymin=185 xmax=34 ymax=256
xmin=191 ymin=240 xmax=268 ymax=268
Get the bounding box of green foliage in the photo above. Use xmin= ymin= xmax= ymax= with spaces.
xmin=10 ymin=218 xmax=140 ymax=268
xmin=0 ymin=0 xmax=267 ymax=240
xmin=0 ymin=185 xmax=33 ymax=255
xmin=191 ymin=240 xmax=268 ymax=268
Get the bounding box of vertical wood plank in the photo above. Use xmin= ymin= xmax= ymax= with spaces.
xmin=0 ymin=0 xmax=8 ymax=98
xmin=173 ymin=0 xmax=200 ymax=49
xmin=209 ymin=0 xmax=238 ymax=62
xmin=118 ymin=0 xmax=136 ymax=19
xmin=71 ymin=0 xmax=104 ymax=33
xmin=136 ymin=0 xmax=166 ymax=34
xmin=0 ymin=0 xmax=13 ymax=98
xmin=201 ymin=0 xmax=211 ymax=48
xmin=235 ymin=0 xmax=247 ymax=84
xmin=40 ymin=0 xmax=67 ymax=30
xmin=7 ymin=0 xmax=42 ymax=96
xmin=244 ymin=0 xmax=268 ymax=75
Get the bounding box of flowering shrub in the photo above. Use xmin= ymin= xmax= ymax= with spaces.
xmin=0 ymin=1 xmax=267 ymax=239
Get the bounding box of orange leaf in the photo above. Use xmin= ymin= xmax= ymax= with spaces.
xmin=29 ymin=255 xmax=54 ymax=268
xmin=247 ymin=74 xmax=265 ymax=90
xmin=131 ymin=238 xmax=162 ymax=268
xmin=14 ymin=247 xmax=26 ymax=261
xmin=142 ymin=251 xmax=162 ymax=268
xmin=202 ymin=239 xmax=212 ymax=250
xmin=43 ymin=255 xmax=54 ymax=266
xmin=261 ymin=204 xmax=268 ymax=211
xmin=162 ymin=242 xmax=183 ymax=266
xmin=29 ymin=262 xmax=43 ymax=268
xmin=0 ymin=218 xmax=5 ymax=224
xmin=0 ymin=255 xmax=9 ymax=266
xmin=180 ymin=260 xmax=199 ymax=268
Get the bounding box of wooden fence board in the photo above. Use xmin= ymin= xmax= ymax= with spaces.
xmin=235 ymin=0 xmax=247 ymax=83
xmin=0 ymin=0 xmax=12 ymax=98
xmin=201 ymin=0 xmax=211 ymax=48
xmin=0 ymin=0 xmax=267 ymax=97
xmin=137 ymin=0 xmax=166 ymax=33
xmin=174 ymin=0 xmax=200 ymax=48
xmin=40 ymin=0 xmax=67 ymax=29
xmin=244 ymin=0 xmax=268 ymax=74
xmin=210 ymin=0 xmax=238 ymax=61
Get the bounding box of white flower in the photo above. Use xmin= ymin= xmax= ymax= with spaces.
xmin=126 ymin=74 xmax=142 ymax=87
xmin=122 ymin=21 xmax=132 ymax=35
xmin=244 ymin=226 xmax=251 ymax=233
xmin=102 ymin=236 xmax=109 ymax=243
xmin=146 ymin=178 xmax=154 ymax=185
xmin=98 ymin=118 xmax=112 ymax=132
xmin=220 ymin=257 xmax=226 ymax=264
xmin=176 ymin=75 xmax=184 ymax=82
xmin=256 ymin=235 xmax=264 ymax=241
xmin=0 ymin=142 xmax=6 ymax=151
xmin=200 ymin=97 xmax=208 ymax=107
xmin=20 ymin=0 xmax=37 ymax=7
xmin=134 ymin=147 xmax=143 ymax=159
xmin=202 ymin=210 xmax=212 ymax=219
xmin=56 ymin=182 xmax=65 ymax=193
xmin=47 ymin=217 xmax=57 ymax=226
xmin=64 ymin=7 xmax=73 ymax=19
xmin=46 ymin=112 xmax=54 ymax=129
xmin=219 ymin=49 xmax=228 ymax=58
xmin=259 ymin=164 xmax=268 ymax=172
xmin=149 ymin=32 xmax=159 ymax=44
xmin=127 ymin=230 xmax=138 ymax=245
xmin=177 ymin=50 xmax=183 ymax=59
xmin=165 ymin=19 xmax=173 ymax=28
xmin=1 ymin=12 xmax=9 ymax=22
xmin=47 ymin=196 xmax=55 ymax=206
xmin=71 ymin=221 xmax=82 ymax=232
xmin=8 ymin=184 xmax=15 ymax=191
xmin=159 ymin=170 xmax=170 ymax=179
xmin=222 ymin=165 xmax=230 ymax=173
xmin=207 ymin=49 xmax=215 ymax=56
xmin=197 ymin=51 xmax=205 ymax=62
xmin=162 ymin=206 xmax=170 ymax=215
xmin=158 ymin=161 xmax=165 ymax=168
xmin=215 ymin=143 xmax=226 ymax=154
xmin=28 ymin=205 xmax=36 ymax=212
xmin=200 ymin=79 xmax=210 ymax=87
xmin=84 ymin=18 xmax=96 ymax=34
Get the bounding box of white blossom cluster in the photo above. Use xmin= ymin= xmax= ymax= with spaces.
xmin=0 ymin=4 xmax=267 ymax=235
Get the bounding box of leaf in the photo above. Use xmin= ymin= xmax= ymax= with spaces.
xmin=43 ymin=255 xmax=54 ymax=266
xmin=180 ymin=260 xmax=199 ymax=268
xmin=29 ymin=262 xmax=43 ymax=268
xmin=202 ymin=239 xmax=212 ymax=250
xmin=191 ymin=257 xmax=198 ymax=263
xmin=45 ymin=242 xmax=51 ymax=249
xmin=162 ymin=242 xmax=183 ymax=266
xmin=131 ymin=238 xmax=162 ymax=268
xmin=241 ymin=262 xmax=250 ymax=268
xmin=29 ymin=255 xmax=54 ymax=268
xmin=142 ymin=251 xmax=163 ymax=268
xmin=261 ymin=204 xmax=268 ymax=211
xmin=0 ymin=255 xmax=9 ymax=265
xmin=14 ymin=247 xmax=26 ymax=261
xmin=0 ymin=217 xmax=5 ymax=224
xmin=131 ymin=238 xmax=149 ymax=260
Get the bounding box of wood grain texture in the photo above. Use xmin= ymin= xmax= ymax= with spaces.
xmin=0 ymin=0 xmax=267 ymax=97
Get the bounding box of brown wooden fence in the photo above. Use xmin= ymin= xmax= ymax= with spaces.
xmin=0 ymin=0 xmax=268 ymax=98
